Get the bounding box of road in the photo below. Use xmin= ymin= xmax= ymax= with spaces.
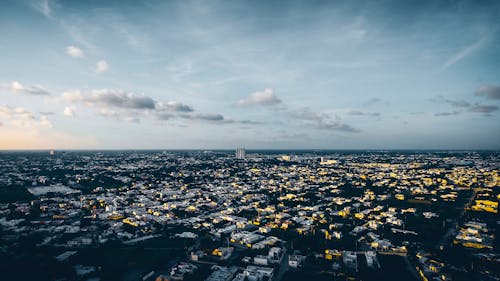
xmin=436 ymin=189 xmax=476 ymax=250
xmin=273 ymin=248 xmax=289 ymax=281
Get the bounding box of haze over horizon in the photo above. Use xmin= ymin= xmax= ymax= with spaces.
xmin=1 ymin=0 xmax=500 ymax=150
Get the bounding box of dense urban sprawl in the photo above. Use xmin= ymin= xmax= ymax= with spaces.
xmin=0 ymin=150 xmax=498 ymax=281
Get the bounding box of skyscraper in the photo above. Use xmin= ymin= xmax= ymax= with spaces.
xmin=235 ymin=148 xmax=246 ymax=159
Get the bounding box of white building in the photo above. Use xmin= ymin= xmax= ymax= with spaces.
xmin=236 ymin=148 xmax=246 ymax=159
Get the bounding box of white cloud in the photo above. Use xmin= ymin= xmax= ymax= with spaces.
xmin=8 ymin=81 xmax=50 ymax=95
xmin=95 ymin=60 xmax=109 ymax=73
xmin=66 ymin=46 xmax=84 ymax=58
xmin=99 ymin=108 xmax=120 ymax=119
xmin=39 ymin=115 xmax=53 ymax=128
xmin=63 ymin=106 xmax=75 ymax=117
xmin=235 ymin=88 xmax=282 ymax=107
xmin=441 ymin=38 xmax=485 ymax=71
xmin=13 ymin=107 xmax=35 ymax=120
xmin=61 ymin=90 xmax=83 ymax=102
xmin=30 ymin=0 xmax=53 ymax=18
xmin=0 ymin=105 xmax=52 ymax=128
xmin=11 ymin=81 xmax=24 ymax=91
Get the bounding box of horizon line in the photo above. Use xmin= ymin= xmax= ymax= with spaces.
xmin=1 ymin=148 xmax=499 ymax=152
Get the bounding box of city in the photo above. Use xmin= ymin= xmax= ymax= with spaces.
xmin=1 ymin=0 xmax=499 ymax=280
xmin=0 ymin=150 xmax=498 ymax=280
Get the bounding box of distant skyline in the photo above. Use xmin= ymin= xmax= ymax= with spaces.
xmin=1 ymin=0 xmax=499 ymax=149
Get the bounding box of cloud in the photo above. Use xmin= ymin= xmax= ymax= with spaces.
xmin=60 ymin=88 xmax=262 ymax=126
xmin=347 ymin=110 xmax=380 ymax=117
xmin=446 ymin=99 xmax=470 ymax=108
xmin=288 ymin=107 xmax=327 ymax=121
xmin=66 ymin=46 xmax=84 ymax=58
xmin=39 ymin=115 xmax=53 ymax=128
xmin=441 ymin=38 xmax=485 ymax=71
xmin=109 ymin=16 xmax=151 ymax=54
xmin=97 ymin=108 xmax=140 ymax=123
xmin=70 ymin=89 xmax=156 ymax=110
xmin=8 ymin=81 xmax=50 ymax=95
xmin=469 ymin=104 xmax=498 ymax=113
xmin=156 ymin=112 xmax=174 ymax=120
xmin=316 ymin=121 xmax=359 ymax=132
xmin=12 ymin=107 xmax=35 ymax=120
xmin=157 ymin=101 xmax=194 ymax=113
xmin=289 ymin=107 xmax=359 ymax=132
xmin=362 ymin=98 xmax=382 ymax=107
xmin=0 ymin=105 xmax=52 ymax=128
xmin=95 ymin=60 xmax=109 ymax=73
xmin=235 ymin=88 xmax=282 ymax=107
xmin=175 ymin=113 xmax=264 ymax=125
xmin=61 ymin=89 xmax=161 ymax=123
xmin=63 ymin=106 xmax=75 ymax=117
xmin=434 ymin=96 xmax=498 ymax=115
xmin=124 ymin=117 xmax=141 ymax=123
xmin=475 ymin=85 xmax=500 ymax=100
xmin=0 ymin=106 xmax=11 ymax=118
xmin=99 ymin=108 xmax=120 ymax=119
xmin=235 ymin=120 xmax=264 ymax=125
xmin=39 ymin=111 xmax=55 ymax=116
xmin=434 ymin=111 xmax=461 ymax=117
xmin=61 ymin=89 xmax=82 ymax=102
xmin=30 ymin=0 xmax=53 ymax=18
xmin=180 ymin=113 xmax=225 ymax=121
xmin=60 ymin=88 xmax=255 ymax=125
xmin=433 ymin=96 xmax=470 ymax=108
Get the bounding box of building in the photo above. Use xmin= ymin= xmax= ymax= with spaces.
xmin=236 ymin=148 xmax=246 ymax=159
xmin=288 ymin=255 xmax=305 ymax=268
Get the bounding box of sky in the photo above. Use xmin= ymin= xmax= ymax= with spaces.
xmin=0 ymin=0 xmax=499 ymax=150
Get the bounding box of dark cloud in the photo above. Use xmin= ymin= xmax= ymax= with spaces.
xmin=157 ymin=101 xmax=194 ymax=113
xmin=170 ymin=103 xmax=193 ymax=112
xmin=191 ymin=113 xmax=225 ymax=121
xmin=39 ymin=111 xmax=55 ymax=116
xmin=289 ymin=107 xmax=328 ymax=121
xmin=85 ymin=89 xmax=156 ymax=109
xmin=434 ymin=95 xmax=498 ymax=115
xmin=236 ymin=120 xmax=264 ymax=125
xmin=289 ymin=107 xmax=359 ymax=133
xmin=347 ymin=110 xmax=380 ymax=117
xmin=475 ymin=85 xmax=500 ymax=100
xmin=434 ymin=111 xmax=461 ymax=116
xmin=446 ymin=99 xmax=470 ymax=108
xmin=156 ymin=112 xmax=174 ymax=120
xmin=9 ymin=81 xmax=50 ymax=96
xmin=362 ymin=98 xmax=382 ymax=107
xmin=317 ymin=121 xmax=359 ymax=132
xmin=435 ymin=96 xmax=471 ymax=108
xmin=60 ymin=89 xmax=265 ymax=127
xmin=179 ymin=113 xmax=224 ymax=121
xmin=469 ymin=104 xmax=498 ymax=113
xmin=163 ymin=112 xmax=263 ymax=125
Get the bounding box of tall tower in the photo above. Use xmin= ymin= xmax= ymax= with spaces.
xmin=235 ymin=148 xmax=246 ymax=159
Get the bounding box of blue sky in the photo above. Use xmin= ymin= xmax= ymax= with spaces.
xmin=0 ymin=0 xmax=499 ymax=149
